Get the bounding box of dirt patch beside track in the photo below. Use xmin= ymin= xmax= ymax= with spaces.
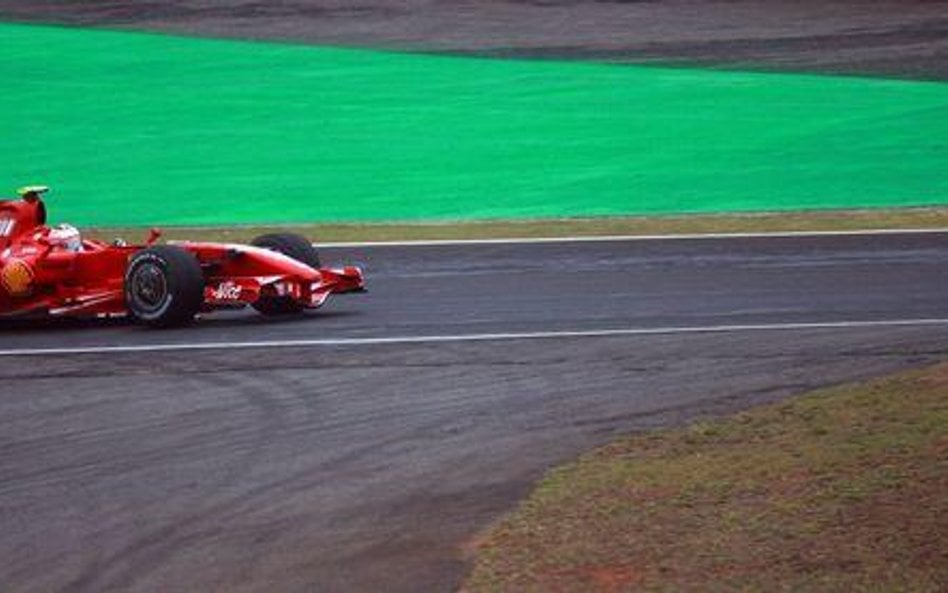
xmin=465 ymin=361 xmax=948 ymax=592
xmin=1 ymin=1 xmax=947 ymax=79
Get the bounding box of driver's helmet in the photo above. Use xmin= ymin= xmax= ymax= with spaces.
xmin=48 ymin=223 xmax=83 ymax=252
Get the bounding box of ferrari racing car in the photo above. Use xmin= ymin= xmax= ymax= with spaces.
xmin=0 ymin=186 xmax=364 ymax=327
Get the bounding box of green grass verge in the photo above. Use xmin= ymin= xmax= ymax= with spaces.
xmin=3 ymin=22 xmax=947 ymax=227
xmin=84 ymin=207 xmax=948 ymax=244
xmin=463 ymin=363 xmax=948 ymax=592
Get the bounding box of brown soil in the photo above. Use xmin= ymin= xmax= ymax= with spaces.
xmin=465 ymin=362 xmax=948 ymax=592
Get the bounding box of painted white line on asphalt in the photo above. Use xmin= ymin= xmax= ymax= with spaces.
xmin=3 ymin=318 xmax=948 ymax=357
xmin=318 ymin=228 xmax=948 ymax=248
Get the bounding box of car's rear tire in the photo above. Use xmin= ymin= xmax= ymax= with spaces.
xmin=125 ymin=245 xmax=204 ymax=327
xmin=250 ymin=233 xmax=320 ymax=316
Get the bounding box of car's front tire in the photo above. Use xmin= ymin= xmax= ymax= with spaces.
xmin=125 ymin=245 xmax=204 ymax=327
xmin=250 ymin=233 xmax=320 ymax=316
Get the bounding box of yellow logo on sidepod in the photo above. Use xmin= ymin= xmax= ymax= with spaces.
xmin=1 ymin=258 xmax=35 ymax=297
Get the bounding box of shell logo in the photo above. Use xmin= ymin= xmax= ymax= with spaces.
xmin=1 ymin=258 xmax=35 ymax=297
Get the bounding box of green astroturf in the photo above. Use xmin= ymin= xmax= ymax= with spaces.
xmin=2 ymin=23 xmax=947 ymax=226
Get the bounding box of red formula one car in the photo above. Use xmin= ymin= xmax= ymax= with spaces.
xmin=0 ymin=186 xmax=364 ymax=327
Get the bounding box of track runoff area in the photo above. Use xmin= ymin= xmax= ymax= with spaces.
xmin=4 ymin=228 xmax=948 ymax=358
xmin=3 ymin=23 xmax=947 ymax=228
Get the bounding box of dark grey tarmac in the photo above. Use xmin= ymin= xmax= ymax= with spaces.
xmin=1 ymin=1 xmax=946 ymax=79
xmin=2 ymin=233 xmax=948 ymax=592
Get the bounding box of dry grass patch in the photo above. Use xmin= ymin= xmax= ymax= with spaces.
xmin=464 ymin=364 xmax=948 ymax=592
xmin=84 ymin=208 xmax=948 ymax=245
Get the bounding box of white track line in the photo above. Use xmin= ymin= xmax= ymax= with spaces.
xmin=318 ymin=228 xmax=948 ymax=248
xmin=3 ymin=318 xmax=948 ymax=357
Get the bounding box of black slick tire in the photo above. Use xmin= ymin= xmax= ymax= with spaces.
xmin=250 ymin=233 xmax=320 ymax=316
xmin=124 ymin=245 xmax=205 ymax=327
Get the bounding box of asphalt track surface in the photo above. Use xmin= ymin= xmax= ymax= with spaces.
xmin=3 ymin=233 xmax=948 ymax=592
xmin=2 ymin=0 xmax=947 ymax=79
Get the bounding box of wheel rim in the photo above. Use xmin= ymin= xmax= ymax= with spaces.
xmin=129 ymin=262 xmax=168 ymax=314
